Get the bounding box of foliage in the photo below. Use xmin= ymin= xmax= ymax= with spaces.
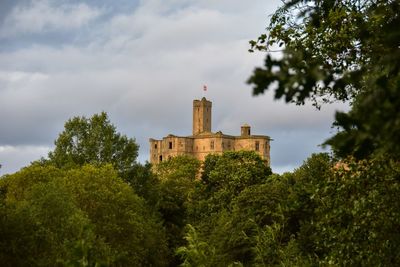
xmin=180 ymin=151 xmax=274 ymax=265
xmin=154 ymin=155 xmax=201 ymax=232
xmin=311 ymin=156 xmax=400 ymax=266
xmin=3 ymin=145 xmax=399 ymax=266
xmin=200 ymin=151 xmax=272 ymax=214
xmin=253 ymin=153 xmax=400 ymax=266
xmin=155 ymin=154 xmax=201 ymax=181
xmin=247 ymin=2 xmax=400 ymax=263
xmin=209 ymin=180 xmax=288 ymax=265
xmin=153 ymin=155 xmax=201 ymax=265
xmin=176 ymin=224 xmax=217 ymax=267
xmin=0 ymin=168 xmax=99 ymax=266
xmin=201 ymin=173 xmax=305 ymax=266
xmin=0 ymin=164 xmax=168 ymax=266
xmin=64 ymin=165 xmax=169 ymax=266
xmin=124 ymin=162 xmax=159 ymax=203
xmin=248 ymin=0 xmax=400 ymax=159
xmin=48 ymin=112 xmax=139 ymax=177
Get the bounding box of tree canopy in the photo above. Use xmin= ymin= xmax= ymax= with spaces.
xmin=48 ymin=112 xmax=139 ymax=175
xmin=1 ymin=1 xmax=399 ymax=265
xmin=248 ymin=0 xmax=400 ymax=159
xmin=0 ymin=164 xmax=168 ymax=266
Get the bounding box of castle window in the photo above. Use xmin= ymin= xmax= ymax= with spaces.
xmin=169 ymin=142 xmax=173 ymax=149
xmin=255 ymin=141 xmax=260 ymax=151
xmin=159 ymin=155 xmax=163 ymax=162
xmin=248 ymin=129 xmax=251 ymax=135
xmin=154 ymin=144 xmax=157 ymax=149
xmin=210 ymin=141 xmax=214 ymax=150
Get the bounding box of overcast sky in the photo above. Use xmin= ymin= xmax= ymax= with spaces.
xmin=0 ymin=0 xmax=348 ymax=175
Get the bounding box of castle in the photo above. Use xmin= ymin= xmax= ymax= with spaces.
xmin=149 ymin=97 xmax=271 ymax=165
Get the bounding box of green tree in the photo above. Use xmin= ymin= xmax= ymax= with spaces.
xmin=176 ymin=224 xmax=217 ymax=267
xmin=179 ymin=151 xmax=272 ymax=265
xmin=199 ymin=151 xmax=272 ymax=215
xmin=247 ymin=1 xmax=400 ymax=264
xmin=125 ymin=162 xmax=159 ymax=203
xmin=248 ymin=0 xmax=400 ymax=159
xmin=182 ymin=153 xmax=333 ymax=266
xmin=0 ymin=164 xmax=169 ymax=266
xmin=310 ymin=157 xmax=400 ymax=266
xmin=200 ymin=174 xmax=296 ymax=266
xmin=286 ymin=153 xmax=334 ymax=256
xmin=155 ymin=155 xmax=200 ymax=182
xmin=0 ymin=166 xmax=100 ymax=266
xmin=64 ymin=165 xmax=169 ymax=266
xmin=153 ymin=155 xmax=201 ymax=265
xmin=48 ymin=112 xmax=139 ymax=177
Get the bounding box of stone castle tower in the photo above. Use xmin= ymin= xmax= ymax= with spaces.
xmin=193 ymin=98 xmax=212 ymax=135
xmin=149 ymin=97 xmax=271 ymax=165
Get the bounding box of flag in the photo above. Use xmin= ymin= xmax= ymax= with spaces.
xmin=203 ymin=85 xmax=207 ymax=91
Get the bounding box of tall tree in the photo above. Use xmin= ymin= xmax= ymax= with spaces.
xmin=248 ymin=0 xmax=400 ymax=159
xmin=153 ymin=155 xmax=201 ymax=265
xmin=0 ymin=164 xmax=169 ymax=266
xmin=64 ymin=165 xmax=168 ymax=266
xmin=0 ymin=165 xmax=101 ymax=266
xmin=200 ymin=151 xmax=272 ymax=214
xmin=48 ymin=112 xmax=139 ymax=176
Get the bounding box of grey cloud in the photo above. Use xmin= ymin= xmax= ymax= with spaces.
xmin=0 ymin=0 xmax=346 ymax=175
xmin=0 ymin=145 xmax=51 ymax=175
xmin=0 ymin=0 xmax=102 ymax=38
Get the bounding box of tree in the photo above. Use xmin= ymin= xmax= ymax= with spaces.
xmin=48 ymin=112 xmax=139 ymax=176
xmin=125 ymin=162 xmax=159 ymax=203
xmin=64 ymin=165 xmax=169 ymax=266
xmin=206 ymin=180 xmax=290 ymax=265
xmin=188 ymin=151 xmax=271 ymax=226
xmin=153 ymin=155 xmax=201 ymax=265
xmin=179 ymin=152 xmax=273 ymax=265
xmin=248 ymin=0 xmax=400 ymax=159
xmin=199 ymin=151 xmax=272 ymax=214
xmin=310 ymin=156 xmax=400 ymax=266
xmin=176 ymin=224 xmax=218 ymax=267
xmin=0 ymin=164 xmax=169 ymax=266
xmin=0 ymin=166 xmax=100 ymax=266
xmin=155 ymin=154 xmax=201 ymax=182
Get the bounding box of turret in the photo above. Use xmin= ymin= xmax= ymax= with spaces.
xmin=241 ymin=124 xmax=251 ymax=137
xmin=193 ymin=97 xmax=212 ymax=135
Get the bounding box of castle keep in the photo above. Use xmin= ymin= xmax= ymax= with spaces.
xmin=149 ymin=97 xmax=271 ymax=165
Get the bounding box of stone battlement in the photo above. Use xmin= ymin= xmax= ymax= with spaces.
xmin=149 ymin=98 xmax=271 ymax=165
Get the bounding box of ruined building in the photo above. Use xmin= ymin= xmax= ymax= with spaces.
xmin=149 ymin=97 xmax=271 ymax=165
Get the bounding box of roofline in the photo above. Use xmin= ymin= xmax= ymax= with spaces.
xmin=150 ymin=133 xmax=272 ymax=141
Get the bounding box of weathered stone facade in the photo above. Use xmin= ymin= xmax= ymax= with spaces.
xmin=149 ymin=97 xmax=271 ymax=165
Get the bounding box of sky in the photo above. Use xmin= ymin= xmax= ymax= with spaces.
xmin=0 ymin=0 xmax=348 ymax=175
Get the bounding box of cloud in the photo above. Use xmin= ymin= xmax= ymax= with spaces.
xmin=0 ymin=145 xmax=51 ymax=175
xmin=0 ymin=0 xmax=102 ymax=37
xmin=0 ymin=0 xmax=348 ymax=175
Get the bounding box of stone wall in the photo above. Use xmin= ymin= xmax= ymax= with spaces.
xmin=149 ymin=97 xmax=271 ymax=166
